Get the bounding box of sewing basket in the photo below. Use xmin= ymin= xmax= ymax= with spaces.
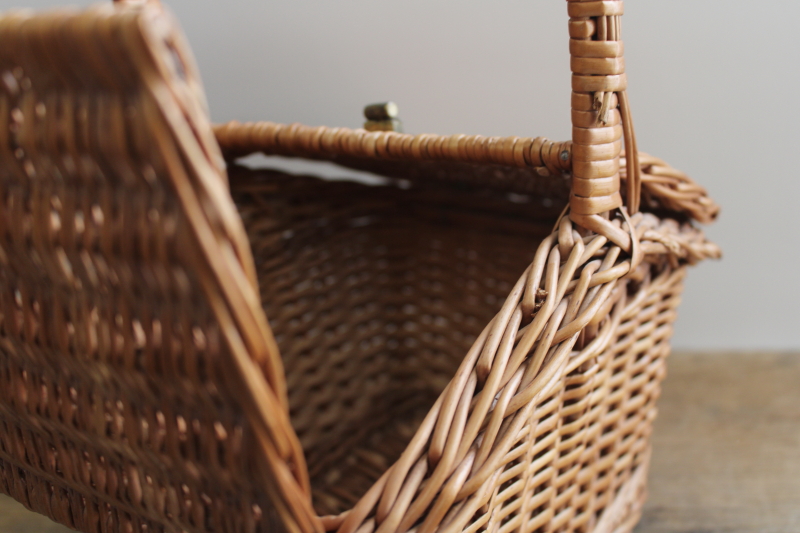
xmin=0 ymin=1 xmax=720 ymax=532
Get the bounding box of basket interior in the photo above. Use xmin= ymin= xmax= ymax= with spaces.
xmin=228 ymin=161 xmax=566 ymax=515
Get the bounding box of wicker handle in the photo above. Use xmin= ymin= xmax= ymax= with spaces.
xmin=567 ymin=0 xmax=642 ymax=249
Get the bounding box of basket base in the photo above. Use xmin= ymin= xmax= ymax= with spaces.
xmin=593 ymin=457 xmax=649 ymax=533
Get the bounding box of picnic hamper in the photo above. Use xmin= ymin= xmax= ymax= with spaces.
xmin=0 ymin=1 xmax=721 ymax=533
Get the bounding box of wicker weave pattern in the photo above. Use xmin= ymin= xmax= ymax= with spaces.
xmin=227 ymin=167 xmax=706 ymax=533
xmin=230 ymin=169 xmax=556 ymax=514
xmin=0 ymin=7 xmax=312 ymax=533
xmin=0 ymin=3 xmax=720 ymax=533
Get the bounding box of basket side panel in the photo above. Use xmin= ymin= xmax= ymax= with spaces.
xmin=459 ymin=265 xmax=683 ymax=533
xmin=0 ymin=7 xmax=301 ymax=533
xmin=228 ymin=167 xmax=559 ymax=515
xmin=310 ymin=203 xmax=712 ymax=533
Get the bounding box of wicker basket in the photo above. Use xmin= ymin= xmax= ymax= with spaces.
xmin=0 ymin=1 xmax=719 ymax=533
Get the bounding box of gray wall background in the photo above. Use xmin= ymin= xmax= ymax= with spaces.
xmin=12 ymin=0 xmax=800 ymax=350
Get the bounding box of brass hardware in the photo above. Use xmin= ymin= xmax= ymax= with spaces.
xmin=363 ymin=102 xmax=402 ymax=132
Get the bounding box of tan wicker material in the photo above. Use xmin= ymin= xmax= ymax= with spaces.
xmin=212 ymin=122 xmax=719 ymax=226
xmin=0 ymin=3 xmax=719 ymax=533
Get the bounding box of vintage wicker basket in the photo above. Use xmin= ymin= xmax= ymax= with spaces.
xmin=0 ymin=1 xmax=720 ymax=533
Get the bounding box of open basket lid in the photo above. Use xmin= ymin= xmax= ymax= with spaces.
xmin=0 ymin=3 xmax=318 ymax=532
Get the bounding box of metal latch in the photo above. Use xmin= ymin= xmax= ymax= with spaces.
xmin=363 ymin=102 xmax=403 ymax=133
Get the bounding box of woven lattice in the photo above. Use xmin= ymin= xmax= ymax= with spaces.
xmin=228 ymin=166 xmax=714 ymax=533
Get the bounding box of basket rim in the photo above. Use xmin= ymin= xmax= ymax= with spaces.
xmin=213 ymin=120 xmax=720 ymax=226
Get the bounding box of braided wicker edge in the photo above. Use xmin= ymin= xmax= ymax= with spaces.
xmin=212 ymin=121 xmax=720 ymax=226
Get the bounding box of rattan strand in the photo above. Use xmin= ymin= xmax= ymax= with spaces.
xmin=0 ymin=2 xmax=719 ymax=533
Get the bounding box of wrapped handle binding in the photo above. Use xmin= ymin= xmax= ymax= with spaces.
xmin=567 ymin=0 xmax=642 ymax=250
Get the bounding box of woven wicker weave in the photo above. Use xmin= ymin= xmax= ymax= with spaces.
xmin=0 ymin=2 xmax=719 ymax=533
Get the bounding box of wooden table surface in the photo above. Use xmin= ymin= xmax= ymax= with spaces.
xmin=2 ymin=352 xmax=798 ymax=533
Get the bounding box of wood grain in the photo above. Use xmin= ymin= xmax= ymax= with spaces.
xmin=635 ymin=352 xmax=800 ymax=533
xmin=2 ymin=352 xmax=798 ymax=533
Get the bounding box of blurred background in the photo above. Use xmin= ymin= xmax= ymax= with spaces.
xmin=14 ymin=0 xmax=800 ymax=349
